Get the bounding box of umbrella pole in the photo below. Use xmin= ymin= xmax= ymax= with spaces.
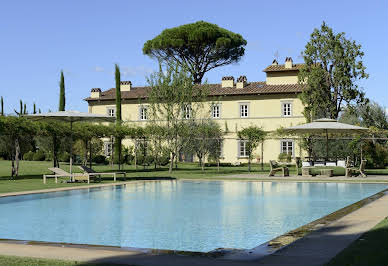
xmin=70 ymin=121 xmax=73 ymax=176
xmin=326 ymin=129 xmax=329 ymax=161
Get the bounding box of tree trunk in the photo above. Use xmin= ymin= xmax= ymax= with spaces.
xmin=248 ymin=153 xmax=251 ymax=172
xmin=169 ymin=152 xmax=175 ymax=174
xmin=84 ymin=140 xmax=88 ymax=166
xmin=89 ymin=139 xmax=92 ymax=169
xmin=14 ymin=138 xmax=20 ymax=177
xmin=134 ymin=141 xmax=137 ymax=170
xmin=53 ymin=136 xmax=58 ymax=168
xmin=11 ymin=149 xmax=15 ymax=179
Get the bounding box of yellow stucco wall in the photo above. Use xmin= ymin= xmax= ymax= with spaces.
xmin=88 ymin=93 xmax=306 ymax=163
xmin=266 ymin=71 xmax=299 ymax=85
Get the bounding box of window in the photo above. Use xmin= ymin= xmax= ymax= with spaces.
xmin=240 ymin=103 xmax=249 ymax=118
xmin=212 ymin=104 xmax=221 ymax=119
xmin=281 ymin=140 xmax=294 ymax=156
xmin=104 ymin=142 xmax=113 ymax=156
xmin=106 ymin=107 xmax=115 ymax=117
xmin=238 ymin=140 xmax=248 ymax=157
xmin=282 ymin=102 xmax=292 ymax=117
xmin=183 ymin=104 xmax=192 ymax=119
xmin=139 ymin=106 xmax=148 ymax=120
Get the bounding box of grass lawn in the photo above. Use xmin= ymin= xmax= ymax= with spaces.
xmin=1 ymin=160 xmax=388 ymax=194
xmin=0 ymin=255 xmax=133 ymax=266
xmin=0 ymin=160 xmax=277 ymax=194
xmin=326 ymin=217 xmax=388 ymax=266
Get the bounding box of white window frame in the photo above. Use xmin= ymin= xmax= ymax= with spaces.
xmin=104 ymin=142 xmax=113 ymax=156
xmin=211 ymin=104 xmax=221 ymax=119
xmin=139 ymin=105 xmax=148 ymax=121
xmin=238 ymin=140 xmax=249 ymax=158
xmin=280 ymin=140 xmax=294 ymax=156
xmin=239 ymin=103 xmax=249 ymax=118
xmin=281 ymin=102 xmax=292 ymax=117
xmin=183 ymin=104 xmax=192 ymax=119
xmin=106 ymin=107 xmax=116 ymax=117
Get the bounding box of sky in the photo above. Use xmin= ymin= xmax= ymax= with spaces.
xmin=0 ymin=0 xmax=387 ymax=114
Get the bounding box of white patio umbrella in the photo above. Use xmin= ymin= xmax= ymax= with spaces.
xmin=24 ymin=110 xmax=115 ymax=174
xmin=285 ymin=118 xmax=368 ymax=160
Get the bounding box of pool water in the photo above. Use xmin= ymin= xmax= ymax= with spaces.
xmin=0 ymin=181 xmax=386 ymax=252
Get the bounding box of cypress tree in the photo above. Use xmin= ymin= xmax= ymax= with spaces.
xmin=59 ymin=70 xmax=65 ymax=111
xmin=115 ymin=64 xmax=122 ymax=169
xmin=33 ymin=103 xmax=37 ymax=114
xmin=23 ymin=103 xmax=27 ymax=114
xmin=115 ymin=64 xmax=122 ymax=122
xmin=1 ymin=96 xmax=4 ymax=116
xmin=19 ymin=100 xmax=22 ymax=116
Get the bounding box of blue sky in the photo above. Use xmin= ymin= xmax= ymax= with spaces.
xmin=0 ymin=0 xmax=386 ymax=113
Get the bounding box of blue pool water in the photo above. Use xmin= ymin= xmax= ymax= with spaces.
xmin=0 ymin=181 xmax=386 ymax=252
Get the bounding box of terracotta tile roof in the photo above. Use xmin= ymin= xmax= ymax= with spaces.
xmin=84 ymin=82 xmax=303 ymax=102
xmin=263 ymin=63 xmax=304 ymax=72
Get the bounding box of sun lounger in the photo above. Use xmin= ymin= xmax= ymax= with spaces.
xmin=43 ymin=167 xmax=90 ymax=184
xmin=78 ymin=165 xmax=126 ymax=181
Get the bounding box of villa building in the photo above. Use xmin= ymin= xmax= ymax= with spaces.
xmin=85 ymin=57 xmax=306 ymax=163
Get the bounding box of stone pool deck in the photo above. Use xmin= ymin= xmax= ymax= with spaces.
xmin=211 ymin=174 xmax=388 ymax=183
xmin=0 ymin=178 xmax=387 ymax=265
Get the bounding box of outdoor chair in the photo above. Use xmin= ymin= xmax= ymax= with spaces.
xmin=268 ymin=160 xmax=289 ymax=177
xmin=346 ymin=160 xmax=367 ymax=178
xmin=78 ymin=165 xmax=126 ymax=182
xmin=43 ymin=168 xmax=90 ymax=184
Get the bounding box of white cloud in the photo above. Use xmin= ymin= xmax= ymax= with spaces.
xmin=121 ymin=66 xmax=153 ymax=77
xmin=94 ymin=66 xmax=105 ymax=72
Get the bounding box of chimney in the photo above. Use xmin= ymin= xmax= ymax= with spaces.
xmin=272 ymin=59 xmax=278 ymax=66
xmin=221 ymin=76 xmax=234 ymax=88
xmin=285 ymin=57 xmax=293 ymax=69
xmin=120 ymin=81 xmax=132 ymax=91
xmin=236 ymin=76 xmax=247 ymax=89
xmin=90 ymin=88 xmax=101 ymax=98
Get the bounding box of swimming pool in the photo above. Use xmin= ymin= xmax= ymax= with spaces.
xmin=0 ymin=181 xmax=386 ymax=252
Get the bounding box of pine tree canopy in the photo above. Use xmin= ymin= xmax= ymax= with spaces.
xmin=143 ymin=21 xmax=247 ymax=84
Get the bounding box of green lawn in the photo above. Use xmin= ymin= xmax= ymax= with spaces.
xmin=1 ymin=160 xmax=388 ymax=194
xmin=0 ymin=160 xmax=276 ymax=194
xmin=0 ymin=255 xmax=133 ymax=266
xmin=326 ymin=217 xmax=388 ymax=266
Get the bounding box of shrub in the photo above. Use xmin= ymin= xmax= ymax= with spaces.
xmin=59 ymin=152 xmax=70 ymax=162
xmin=23 ymin=151 xmax=35 ymax=161
xmin=363 ymin=142 xmax=388 ymax=169
xmin=32 ymin=150 xmax=46 ymax=161
xmin=278 ymin=152 xmax=291 ymax=162
xmin=136 ymin=154 xmax=154 ymax=166
xmin=93 ymin=155 xmax=107 ymax=165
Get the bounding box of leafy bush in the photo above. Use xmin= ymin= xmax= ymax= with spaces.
xmin=278 ymin=152 xmax=292 ymax=162
xmin=59 ymin=152 xmax=70 ymax=162
xmin=363 ymin=142 xmax=388 ymax=169
xmin=23 ymin=151 xmax=35 ymax=161
xmin=205 ymin=162 xmax=232 ymax=167
xmin=136 ymin=154 xmax=154 ymax=166
xmin=32 ymin=150 xmax=46 ymax=161
xmin=93 ymin=155 xmax=107 ymax=165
